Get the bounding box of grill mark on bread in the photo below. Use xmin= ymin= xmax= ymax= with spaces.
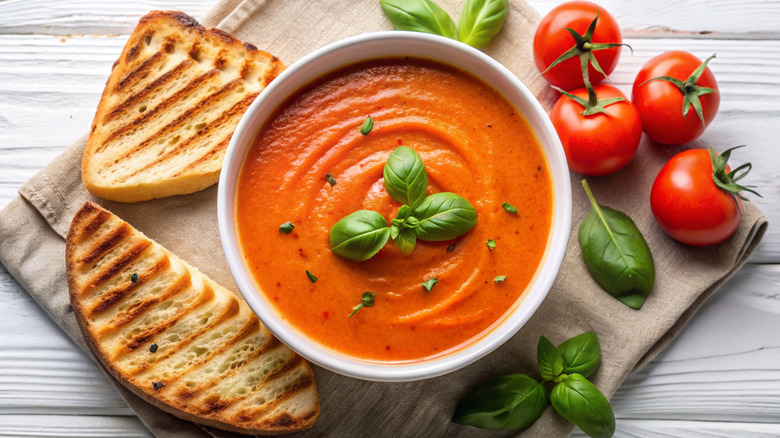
xmin=123 ymin=281 xmax=216 ymax=352
xmin=79 ymin=223 xmax=132 ymax=266
xmin=240 ymin=369 xmax=314 ymax=420
xmin=127 ymin=295 xmax=240 ymax=377
xmin=82 ymin=240 xmax=153 ymax=295
xmin=100 ymin=69 xmax=220 ymax=148
xmin=81 ymin=209 xmax=111 ymax=235
xmin=173 ymin=333 xmax=281 ymax=402
xmin=117 ymin=52 xmax=164 ymax=94
xmin=107 ymin=59 xmax=195 ymax=121
xmin=97 ymin=267 xmax=192 ymax=337
xmin=87 ymin=255 xmax=170 ymax=317
xmin=126 ymin=91 xmax=258 ymax=181
xmin=108 ymin=79 xmax=242 ymax=165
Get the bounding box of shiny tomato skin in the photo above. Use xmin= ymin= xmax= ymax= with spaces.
xmin=651 ymin=149 xmax=740 ymax=246
xmin=550 ymin=84 xmax=642 ymax=176
xmin=534 ymin=1 xmax=622 ymax=90
xmin=632 ymin=51 xmax=720 ymax=145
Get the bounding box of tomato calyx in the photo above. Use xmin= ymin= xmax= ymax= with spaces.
xmin=709 ymin=145 xmax=762 ymax=210
xmin=640 ymin=53 xmax=718 ymax=127
xmin=552 ymin=84 xmax=625 ymax=116
xmin=542 ymin=8 xmax=631 ymax=80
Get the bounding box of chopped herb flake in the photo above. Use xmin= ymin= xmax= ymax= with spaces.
xmin=422 ymin=278 xmax=439 ymax=292
xmin=349 ymin=291 xmax=376 ymax=318
xmin=130 ymin=273 xmax=139 ymax=283
xmin=306 ymin=270 xmax=318 ymax=283
xmin=149 ymin=343 xmax=158 ymax=353
xmin=279 ymin=222 xmax=295 ymax=233
xmin=446 ymin=244 xmax=456 ymax=253
xmin=502 ymin=202 xmax=518 ymax=213
xmin=494 ymin=275 xmax=507 ymax=283
xmin=325 ymin=173 xmax=337 ymax=186
xmin=486 ymin=239 xmax=497 ymax=251
xmin=360 ymin=115 xmax=374 ymax=135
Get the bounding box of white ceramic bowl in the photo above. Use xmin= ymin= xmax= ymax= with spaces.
xmin=218 ymin=31 xmax=571 ymax=382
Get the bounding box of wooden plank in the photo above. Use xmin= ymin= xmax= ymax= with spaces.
xmin=0 ymin=415 xmax=152 ymax=437
xmin=1 ymin=0 xmax=779 ymax=37
xmin=530 ymin=0 xmax=780 ymax=37
xmin=0 ymin=0 xmax=213 ymax=35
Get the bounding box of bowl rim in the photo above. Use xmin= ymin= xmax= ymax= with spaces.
xmin=218 ymin=30 xmax=572 ymax=382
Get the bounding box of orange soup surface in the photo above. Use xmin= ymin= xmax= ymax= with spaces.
xmin=236 ymin=58 xmax=553 ymax=362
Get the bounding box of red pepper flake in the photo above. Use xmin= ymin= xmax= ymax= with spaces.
xmin=322 ymin=311 xmax=329 ymax=319
xmin=397 ymin=138 xmax=403 ymax=145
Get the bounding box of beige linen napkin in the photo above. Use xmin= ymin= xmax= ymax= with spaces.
xmin=0 ymin=1 xmax=768 ymax=437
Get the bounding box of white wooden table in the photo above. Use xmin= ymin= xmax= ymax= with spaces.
xmin=1 ymin=1 xmax=778 ymax=436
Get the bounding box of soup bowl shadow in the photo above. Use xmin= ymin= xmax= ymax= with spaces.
xmin=218 ymin=31 xmax=571 ymax=382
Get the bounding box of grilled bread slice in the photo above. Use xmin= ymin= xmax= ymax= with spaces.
xmin=66 ymin=202 xmax=319 ymax=434
xmin=82 ymin=11 xmax=284 ymax=202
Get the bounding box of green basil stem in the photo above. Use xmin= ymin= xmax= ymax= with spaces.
xmin=349 ymin=292 xmax=376 ymax=318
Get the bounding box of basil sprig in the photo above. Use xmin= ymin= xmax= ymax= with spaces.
xmin=578 ymin=180 xmax=655 ymax=309
xmin=329 ymin=210 xmax=391 ymax=261
xmin=454 ymin=332 xmax=615 ymax=438
xmin=329 ymin=146 xmax=476 ymax=261
xmin=380 ymin=0 xmax=507 ymax=49
xmin=453 ymin=374 xmax=548 ymax=430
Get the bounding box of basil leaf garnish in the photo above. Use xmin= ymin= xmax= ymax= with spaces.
xmin=537 ymin=336 xmax=564 ymax=382
xmin=360 ymin=115 xmax=374 ymax=135
xmin=558 ymin=332 xmax=601 ymax=378
xmin=421 ymin=277 xmax=438 ymax=292
xmin=380 ymin=0 xmax=458 ymax=39
xmin=329 ymin=210 xmax=390 ymax=261
xmin=413 ymin=192 xmax=477 ymax=241
xmin=395 ymin=229 xmax=417 ymax=255
xmin=279 ymin=221 xmax=295 ymax=234
xmin=578 ymin=180 xmax=655 ymax=309
xmin=453 ymin=374 xmax=548 ymax=430
xmin=458 ymin=0 xmax=508 ymax=49
xmin=383 ymin=146 xmax=428 ymax=208
xmin=550 ymin=374 xmax=615 ymax=438
xmin=494 ymin=275 xmax=506 ymax=283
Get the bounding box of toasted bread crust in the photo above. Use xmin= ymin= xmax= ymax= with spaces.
xmin=82 ymin=11 xmax=284 ymax=202
xmin=67 ymin=202 xmax=319 ymax=434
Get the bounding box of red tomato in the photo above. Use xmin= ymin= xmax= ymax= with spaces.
xmin=533 ymin=1 xmax=622 ymax=90
xmin=632 ymin=51 xmax=720 ymax=145
xmin=550 ymin=84 xmax=642 ymax=176
xmin=651 ymin=149 xmax=740 ymax=246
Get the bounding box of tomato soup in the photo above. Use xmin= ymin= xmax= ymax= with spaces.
xmin=235 ymin=58 xmax=553 ymax=362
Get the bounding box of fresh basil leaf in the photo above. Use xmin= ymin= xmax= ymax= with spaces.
xmin=395 ymin=229 xmax=417 ymax=255
xmin=329 ymin=210 xmax=390 ymax=261
xmin=458 ymin=0 xmax=508 ymax=48
xmin=421 ymin=277 xmax=438 ymax=292
xmin=558 ymin=332 xmax=601 ymax=378
xmin=279 ymin=221 xmax=295 ymax=233
xmin=380 ymin=0 xmax=458 ymax=39
xmin=453 ymin=373 xmax=548 ymax=430
xmin=360 ymin=115 xmax=374 ymax=135
xmin=578 ymin=180 xmax=654 ymax=309
xmin=502 ymin=201 xmax=518 ymax=213
xmin=537 ymin=336 xmax=564 ymax=382
xmin=550 ymin=374 xmax=615 ymax=438
xmin=413 ymin=192 xmax=477 ymax=241
xmin=383 ymin=146 xmax=428 ymax=208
